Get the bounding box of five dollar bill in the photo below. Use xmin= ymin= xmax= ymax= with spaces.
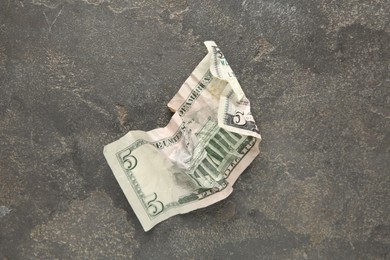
xmin=104 ymin=41 xmax=261 ymax=231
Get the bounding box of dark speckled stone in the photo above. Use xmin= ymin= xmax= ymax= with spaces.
xmin=0 ymin=0 xmax=389 ymax=259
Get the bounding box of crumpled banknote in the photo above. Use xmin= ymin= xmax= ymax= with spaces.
xmin=104 ymin=41 xmax=261 ymax=231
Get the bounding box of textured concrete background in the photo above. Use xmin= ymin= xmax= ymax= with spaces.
xmin=1 ymin=0 xmax=389 ymax=259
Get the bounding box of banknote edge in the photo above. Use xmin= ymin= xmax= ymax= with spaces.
xmin=104 ymin=141 xmax=235 ymax=231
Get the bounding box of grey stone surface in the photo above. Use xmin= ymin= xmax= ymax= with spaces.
xmin=0 ymin=0 xmax=389 ymax=259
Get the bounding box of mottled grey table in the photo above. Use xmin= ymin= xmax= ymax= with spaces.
xmin=1 ymin=0 xmax=389 ymax=259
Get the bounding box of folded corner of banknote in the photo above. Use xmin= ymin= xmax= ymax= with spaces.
xmin=104 ymin=41 xmax=261 ymax=231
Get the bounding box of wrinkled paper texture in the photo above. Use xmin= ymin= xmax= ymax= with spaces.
xmin=104 ymin=41 xmax=261 ymax=231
